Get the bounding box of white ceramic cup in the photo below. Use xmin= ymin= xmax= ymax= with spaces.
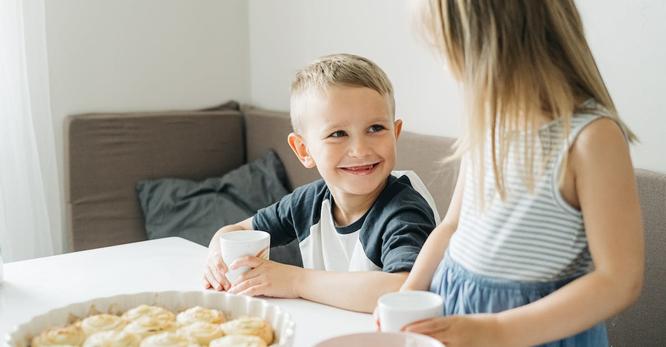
xmin=219 ymin=230 xmax=270 ymax=285
xmin=378 ymin=291 xmax=444 ymax=332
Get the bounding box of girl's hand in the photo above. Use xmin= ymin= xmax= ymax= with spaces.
xmin=403 ymin=314 xmax=511 ymax=347
xmin=227 ymin=256 xmax=301 ymax=298
xmin=203 ymin=249 xmax=231 ymax=291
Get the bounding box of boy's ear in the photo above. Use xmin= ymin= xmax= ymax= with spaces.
xmin=287 ymin=132 xmax=316 ymax=168
xmin=393 ymin=119 xmax=403 ymax=140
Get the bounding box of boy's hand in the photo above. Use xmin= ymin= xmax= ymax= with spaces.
xmin=403 ymin=314 xmax=509 ymax=347
xmin=227 ymin=256 xmax=301 ymax=299
xmin=203 ymin=249 xmax=231 ymax=291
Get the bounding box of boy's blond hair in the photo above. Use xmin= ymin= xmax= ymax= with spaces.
xmin=290 ymin=53 xmax=395 ymax=134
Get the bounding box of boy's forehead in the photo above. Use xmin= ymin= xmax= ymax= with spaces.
xmin=298 ymin=86 xmax=392 ymax=128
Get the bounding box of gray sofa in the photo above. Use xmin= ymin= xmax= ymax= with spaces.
xmin=66 ymin=102 xmax=665 ymax=346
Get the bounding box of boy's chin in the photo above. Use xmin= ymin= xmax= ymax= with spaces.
xmin=336 ymin=179 xmax=388 ymax=197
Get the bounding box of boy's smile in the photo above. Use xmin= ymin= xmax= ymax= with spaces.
xmin=337 ymin=161 xmax=382 ymax=175
xmin=288 ymin=85 xmax=402 ymax=220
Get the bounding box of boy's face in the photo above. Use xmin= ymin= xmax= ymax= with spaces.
xmin=289 ymin=86 xmax=402 ymax=198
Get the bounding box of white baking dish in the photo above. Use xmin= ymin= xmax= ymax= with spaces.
xmin=4 ymin=291 xmax=295 ymax=347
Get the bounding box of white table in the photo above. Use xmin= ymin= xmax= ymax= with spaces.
xmin=0 ymin=237 xmax=373 ymax=346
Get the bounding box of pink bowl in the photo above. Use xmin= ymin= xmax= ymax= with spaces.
xmin=314 ymin=332 xmax=444 ymax=347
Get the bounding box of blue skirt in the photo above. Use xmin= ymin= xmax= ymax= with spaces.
xmin=430 ymin=253 xmax=608 ymax=346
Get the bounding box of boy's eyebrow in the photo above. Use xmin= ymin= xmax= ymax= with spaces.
xmin=321 ymin=114 xmax=391 ymax=128
xmin=366 ymin=115 xmax=392 ymax=123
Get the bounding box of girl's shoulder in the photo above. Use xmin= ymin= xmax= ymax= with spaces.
xmin=571 ymin=116 xmax=627 ymax=155
xmin=569 ymin=116 xmax=631 ymax=177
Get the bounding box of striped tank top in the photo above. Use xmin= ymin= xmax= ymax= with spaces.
xmin=448 ymin=113 xmax=602 ymax=282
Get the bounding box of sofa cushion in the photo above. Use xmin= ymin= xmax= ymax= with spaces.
xmin=66 ymin=101 xmax=245 ymax=251
xmin=136 ymin=150 xmax=289 ymax=247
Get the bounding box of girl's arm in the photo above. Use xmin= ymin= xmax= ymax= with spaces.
xmin=495 ymin=118 xmax=644 ymax=345
xmin=401 ymin=160 xmax=466 ymax=291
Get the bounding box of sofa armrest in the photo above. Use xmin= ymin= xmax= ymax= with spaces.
xmin=65 ymin=107 xmax=245 ymax=251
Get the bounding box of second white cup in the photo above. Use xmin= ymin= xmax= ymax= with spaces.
xmin=378 ymin=290 xmax=444 ymax=332
xmin=219 ymin=230 xmax=270 ymax=285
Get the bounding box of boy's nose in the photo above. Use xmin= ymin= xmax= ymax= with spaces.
xmin=348 ymin=138 xmax=372 ymax=157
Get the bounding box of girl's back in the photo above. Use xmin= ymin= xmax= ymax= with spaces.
xmin=448 ymin=113 xmax=601 ymax=282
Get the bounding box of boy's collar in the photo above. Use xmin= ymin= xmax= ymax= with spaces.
xmin=326 ymin=175 xmax=395 ymax=228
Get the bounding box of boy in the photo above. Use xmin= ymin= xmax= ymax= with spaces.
xmin=203 ymin=54 xmax=438 ymax=313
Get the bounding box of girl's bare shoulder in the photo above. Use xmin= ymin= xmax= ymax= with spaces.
xmin=571 ymin=117 xmax=630 ymax=166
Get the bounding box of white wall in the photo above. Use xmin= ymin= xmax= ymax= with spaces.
xmin=248 ymin=0 xmax=666 ymax=173
xmin=39 ymin=0 xmax=665 ymax=252
xmin=249 ymin=0 xmax=464 ymax=139
xmin=45 ymin=0 xmax=250 ymax=250
xmin=576 ymin=0 xmax=666 ymax=172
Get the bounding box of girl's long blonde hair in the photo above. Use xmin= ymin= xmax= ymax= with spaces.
xmin=419 ymin=0 xmax=636 ymax=198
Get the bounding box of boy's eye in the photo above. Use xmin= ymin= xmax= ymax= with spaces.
xmin=368 ymin=124 xmax=386 ymax=133
xmin=328 ymin=130 xmax=347 ymax=138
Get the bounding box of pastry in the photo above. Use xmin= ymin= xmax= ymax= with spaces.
xmin=122 ymin=305 xmax=175 ymax=323
xmin=83 ymin=330 xmax=141 ymax=347
xmin=209 ymin=335 xmax=267 ymax=347
xmin=81 ymin=314 xmax=126 ymax=335
xmin=176 ymin=306 xmax=225 ymax=325
xmin=123 ymin=315 xmax=177 ymax=339
xmin=176 ymin=321 xmax=224 ymax=345
xmin=139 ymin=332 xmax=200 ymax=347
xmin=220 ymin=317 xmax=273 ymax=345
xmin=31 ymin=323 xmax=86 ymax=347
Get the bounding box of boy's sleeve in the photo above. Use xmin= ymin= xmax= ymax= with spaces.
xmin=380 ymin=197 xmax=436 ymax=273
xmin=252 ymin=195 xmax=297 ymax=247
xmin=252 ymin=182 xmax=321 ymax=247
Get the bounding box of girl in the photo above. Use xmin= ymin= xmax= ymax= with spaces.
xmin=399 ymin=1 xmax=644 ymax=346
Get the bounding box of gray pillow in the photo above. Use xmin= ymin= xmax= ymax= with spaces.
xmin=136 ymin=150 xmax=289 ymax=247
